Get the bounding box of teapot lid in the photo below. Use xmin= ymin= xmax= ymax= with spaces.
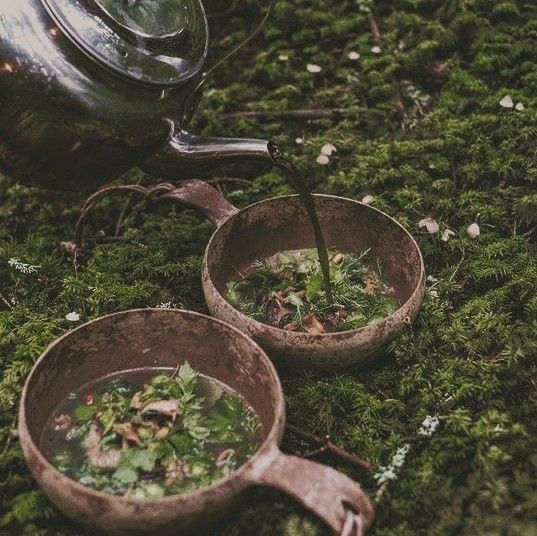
xmin=41 ymin=0 xmax=208 ymax=85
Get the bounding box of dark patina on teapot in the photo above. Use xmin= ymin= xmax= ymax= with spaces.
xmin=0 ymin=0 xmax=272 ymax=190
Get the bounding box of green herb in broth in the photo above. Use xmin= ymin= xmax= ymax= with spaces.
xmin=226 ymin=248 xmax=399 ymax=333
xmin=42 ymin=364 xmax=261 ymax=499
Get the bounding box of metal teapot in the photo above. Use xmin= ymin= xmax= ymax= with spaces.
xmin=0 ymin=0 xmax=273 ymax=190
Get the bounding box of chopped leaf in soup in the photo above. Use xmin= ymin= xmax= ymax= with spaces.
xmin=226 ymin=248 xmax=399 ymax=333
xmin=41 ymin=364 xmax=262 ymax=498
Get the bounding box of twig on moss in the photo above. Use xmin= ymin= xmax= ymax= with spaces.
xmin=73 ymin=182 xmax=177 ymax=271
xmin=223 ymin=108 xmax=354 ymax=120
xmin=369 ymin=16 xmax=381 ymax=40
xmin=287 ymin=424 xmax=373 ymax=471
xmin=0 ymin=292 xmax=14 ymax=310
xmin=115 ymin=193 xmax=136 ymax=237
xmin=449 ymin=251 xmax=466 ymax=282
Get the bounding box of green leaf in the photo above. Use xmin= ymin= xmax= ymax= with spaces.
xmin=275 ymin=252 xmax=295 ymax=267
xmin=74 ymin=404 xmax=96 ymax=423
xmin=99 ymin=408 xmax=116 ymax=436
xmin=287 ymin=292 xmax=304 ymax=309
xmin=113 ymin=464 xmax=137 ymax=485
xmin=115 ymin=448 xmax=158 ymax=485
xmin=129 ymin=449 xmax=157 ymax=472
xmin=306 ymin=271 xmax=324 ymax=299
xmin=198 ymin=376 xmax=223 ymax=408
xmin=177 ymin=362 xmax=198 ymax=386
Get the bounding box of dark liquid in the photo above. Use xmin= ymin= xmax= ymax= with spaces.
xmin=41 ymin=367 xmax=262 ymax=498
xmin=267 ymin=141 xmax=333 ymax=303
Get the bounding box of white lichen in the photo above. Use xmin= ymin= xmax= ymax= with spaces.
xmin=441 ymin=229 xmax=455 ymax=241
xmin=65 ymin=312 xmax=81 ymax=322
xmin=316 ymin=154 xmax=330 ymax=165
xmin=499 ymin=95 xmax=513 ymax=108
xmin=320 ymin=143 xmax=337 ymax=156
xmin=419 ymin=218 xmax=440 ymax=234
xmin=418 ymin=415 xmax=440 ymax=437
xmin=466 ymin=222 xmax=480 ymax=239
xmin=8 ymin=258 xmax=39 ymax=274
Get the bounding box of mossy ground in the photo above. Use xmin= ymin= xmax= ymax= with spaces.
xmin=1 ymin=0 xmax=536 ymax=534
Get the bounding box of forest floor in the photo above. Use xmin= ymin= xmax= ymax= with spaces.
xmin=1 ymin=1 xmax=536 ymax=534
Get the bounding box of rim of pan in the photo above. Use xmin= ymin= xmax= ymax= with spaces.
xmin=19 ymin=308 xmax=285 ymax=507
xmin=204 ymin=194 xmax=426 ymax=340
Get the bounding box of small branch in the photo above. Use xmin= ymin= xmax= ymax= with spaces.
xmin=222 ymin=108 xmax=354 ymax=120
xmin=303 ymin=445 xmax=329 ymax=458
xmin=287 ymin=424 xmax=373 ymax=471
xmin=0 ymin=292 xmax=14 ymax=310
xmin=368 ymin=16 xmax=381 ymax=41
xmin=449 ymin=251 xmax=466 ymax=282
xmin=207 ymin=177 xmax=251 ymax=186
xmin=115 ymin=192 xmax=137 ymax=236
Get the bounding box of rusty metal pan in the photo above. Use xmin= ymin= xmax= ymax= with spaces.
xmin=19 ymin=309 xmax=374 ymax=535
xmin=164 ymin=180 xmax=425 ymax=371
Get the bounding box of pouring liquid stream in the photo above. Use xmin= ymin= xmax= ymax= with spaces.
xmin=267 ymin=141 xmax=333 ymax=303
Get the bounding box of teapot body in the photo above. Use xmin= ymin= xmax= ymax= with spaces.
xmin=0 ymin=0 xmax=202 ymax=190
xmin=0 ymin=0 xmax=272 ymax=191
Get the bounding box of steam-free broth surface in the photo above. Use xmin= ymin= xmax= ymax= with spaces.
xmin=41 ymin=364 xmax=262 ymax=499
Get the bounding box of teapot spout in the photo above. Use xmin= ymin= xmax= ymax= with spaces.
xmin=140 ymin=130 xmax=272 ymax=179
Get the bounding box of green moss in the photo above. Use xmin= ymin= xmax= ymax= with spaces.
xmin=1 ymin=0 xmax=536 ymax=534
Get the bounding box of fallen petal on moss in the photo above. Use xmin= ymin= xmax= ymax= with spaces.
xmin=419 ymin=218 xmax=440 ymax=234
xmin=467 ymin=223 xmax=480 ymax=239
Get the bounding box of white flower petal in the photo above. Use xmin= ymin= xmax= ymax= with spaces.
xmin=515 ymin=102 xmax=524 ymax=111
xmin=278 ymin=54 xmax=289 ymax=61
xmin=419 ymin=217 xmax=440 ymax=234
xmin=441 ymin=229 xmax=455 ymax=241
xmin=348 ymin=51 xmax=360 ymax=60
xmin=65 ymin=312 xmax=81 ymax=322
xmin=361 ymin=194 xmax=376 ymax=205
xmin=499 ymin=95 xmax=513 ymax=108
xmin=306 ymin=63 xmax=322 ymax=73
xmin=321 ymin=143 xmax=337 ymax=156
xmin=418 ymin=415 xmax=440 ymax=437
xmin=295 ymin=137 xmax=304 ymax=145
xmin=466 ymin=222 xmax=480 ymax=239
xmin=316 ymin=154 xmax=330 ymax=165
xmin=371 ymin=46 xmax=382 ymax=54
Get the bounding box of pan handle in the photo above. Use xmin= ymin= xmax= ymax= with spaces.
xmin=164 ymin=179 xmax=239 ymax=226
xmin=247 ymin=448 xmax=375 ymax=535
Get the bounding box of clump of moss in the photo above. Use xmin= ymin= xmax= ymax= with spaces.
xmin=1 ymin=0 xmax=536 ymax=534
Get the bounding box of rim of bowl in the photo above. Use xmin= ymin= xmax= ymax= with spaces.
xmin=204 ymin=193 xmax=426 ymax=340
xmin=18 ymin=308 xmax=285 ymax=506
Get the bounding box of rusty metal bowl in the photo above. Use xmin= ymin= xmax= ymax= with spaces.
xmin=165 ymin=180 xmax=425 ymax=371
xmin=19 ymin=309 xmax=374 ymax=535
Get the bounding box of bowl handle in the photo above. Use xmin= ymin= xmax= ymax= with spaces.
xmin=164 ymin=179 xmax=239 ymax=227
xmin=75 ymin=179 xmax=238 ymax=247
xmin=248 ymin=448 xmax=375 ymax=535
